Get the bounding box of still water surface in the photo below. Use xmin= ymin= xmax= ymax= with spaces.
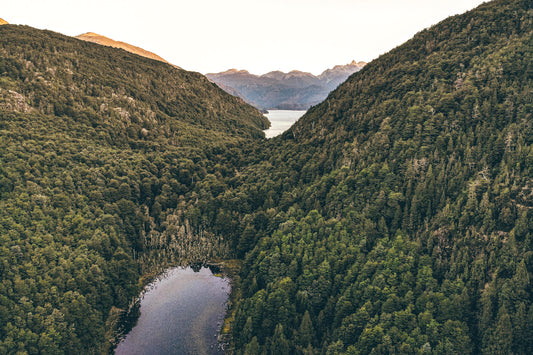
xmin=263 ymin=110 xmax=306 ymax=138
xmin=115 ymin=266 xmax=230 ymax=355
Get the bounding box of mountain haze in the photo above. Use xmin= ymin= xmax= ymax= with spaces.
xmin=207 ymin=61 xmax=366 ymax=110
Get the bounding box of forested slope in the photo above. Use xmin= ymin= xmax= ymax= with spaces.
xmin=0 ymin=25 xmax=268 ymax=140
xmin=0 ymin=25 xmax=268 ymax=353
xmin=221 ymin=0 xmax=533 ymax=353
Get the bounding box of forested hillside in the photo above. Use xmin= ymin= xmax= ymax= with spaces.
xmin=0 ymin=25 xmax=268 ymax=353
xmin=219 ymin=0 xmax=533 ymax=353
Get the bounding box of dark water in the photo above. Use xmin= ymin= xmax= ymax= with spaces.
xmin=263 ymin=110 xmax=306 ymax=138
xmin=115 ymin=267 xmax=230 ymax=355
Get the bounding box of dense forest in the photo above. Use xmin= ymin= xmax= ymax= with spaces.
xmin=1 ymin=0 xmax=532 ymax=354
xmin=225 ymin=0 xmax=533 ymax=353
xmin=0 ymin=25 xmax=268 ymax=353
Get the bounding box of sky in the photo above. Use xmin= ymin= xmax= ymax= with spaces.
xmin=2 ymin=0 xmax=488 ymax=75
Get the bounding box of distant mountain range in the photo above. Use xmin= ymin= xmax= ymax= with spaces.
xmin=75 ymin=32 xmax=177 ymax=67
xmin=3 ymin=21 xmax=361 ymax=112
xmin=73 ymin=31 xmax=364 ymax=111
xmin=206 ymin=61 xmax=366 ymax=110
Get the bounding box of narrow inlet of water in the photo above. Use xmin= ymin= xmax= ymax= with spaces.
xmin=263 ymin=110 xmax=306 ymax=138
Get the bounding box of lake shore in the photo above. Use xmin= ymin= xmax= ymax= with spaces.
xmin=104 ymin=259 xmax=240 ymax=355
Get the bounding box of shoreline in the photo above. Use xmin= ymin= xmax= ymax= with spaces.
xmin=103 ymin=258 xmax=242 ymax=354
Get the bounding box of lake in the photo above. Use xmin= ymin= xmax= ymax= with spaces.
xmin=115 ymin=266 xmax=230 ymax=355
xmin=263 ymin=110 xmax=306 ymax=138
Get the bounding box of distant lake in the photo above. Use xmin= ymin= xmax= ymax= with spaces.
xmin=263 ymin=110 xmax=306 ymax=138
xmin=115 ymin=266 xmax=230 ymax=355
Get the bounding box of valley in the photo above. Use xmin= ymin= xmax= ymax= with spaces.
xmin=0 ymin=0 xmax=532 ymax=354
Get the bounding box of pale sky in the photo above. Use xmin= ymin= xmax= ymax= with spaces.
xmin=2 ymin=0 xmax=487 ymax=75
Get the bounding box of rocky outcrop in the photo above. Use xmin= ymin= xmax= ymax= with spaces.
xmin=0 ymin=89 xmax=34 ymax=113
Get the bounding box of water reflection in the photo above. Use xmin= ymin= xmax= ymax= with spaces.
xmin=115 ymin=267 xmax=230 ymax=355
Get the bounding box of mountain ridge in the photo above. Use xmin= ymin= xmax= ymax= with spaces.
xmin=206 ymin=61 xmax=366 ymax=110
xmin=75 ymin=31 xmax=179 ymax=68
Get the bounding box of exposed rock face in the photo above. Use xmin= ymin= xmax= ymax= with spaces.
xmin=206 ymin=61 xmax=366 ymax=110
xmin=75 ymin=32 xmax=178 ymax=67
xmin=0 ymin=89 xmax=34 ymax=113
xmin=0 ymin=18 xmax=8 ymax=25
